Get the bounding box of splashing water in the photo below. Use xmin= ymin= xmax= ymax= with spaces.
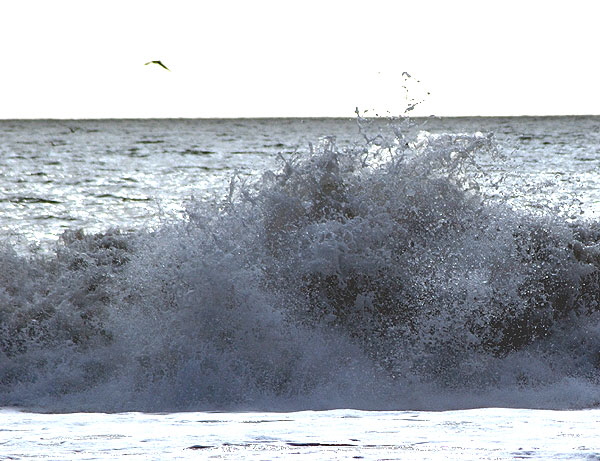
xmin=1 ymin=117 xmax=600 ymax=412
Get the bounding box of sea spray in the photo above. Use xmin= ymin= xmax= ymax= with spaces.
xmin=1 ymin=119 xmax=600 ymax=411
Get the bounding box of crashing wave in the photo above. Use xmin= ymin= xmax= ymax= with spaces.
xmin=1 ymin=119 xmax=600 ymax=411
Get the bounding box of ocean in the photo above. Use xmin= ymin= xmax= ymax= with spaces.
xmin=1 ymin=116 xmax=600 ymax=459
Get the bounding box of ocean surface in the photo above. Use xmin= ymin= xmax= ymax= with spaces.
xmin=1 ymin=116 xmax=600 ymax=459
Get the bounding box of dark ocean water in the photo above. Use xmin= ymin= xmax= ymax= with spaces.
xmin=1 ymin=116 xmax=600 ymax=412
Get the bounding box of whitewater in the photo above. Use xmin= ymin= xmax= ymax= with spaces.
xmin=1 ymin=116 xmax=600 ymax=459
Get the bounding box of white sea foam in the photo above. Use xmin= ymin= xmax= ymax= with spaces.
xmin=2 ymin=407 xmax=600 ymax=460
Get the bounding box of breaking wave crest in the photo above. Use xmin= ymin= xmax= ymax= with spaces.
xmin=1 ymin=119 xmax=600 ymax=411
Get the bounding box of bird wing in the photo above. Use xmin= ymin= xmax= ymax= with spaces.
xmin=157 ymin=61 xmax=170 ymax=71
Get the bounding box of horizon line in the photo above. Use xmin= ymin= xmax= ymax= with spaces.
xmin=1 ymin=113 xmax=599 ymax=122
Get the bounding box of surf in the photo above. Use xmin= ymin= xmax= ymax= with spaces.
xmin=1 ymin=116 xmax=599 ymax=412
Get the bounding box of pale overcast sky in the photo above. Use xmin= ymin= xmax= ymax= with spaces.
xmin=1 ymin=0 xmax=598 ymax=118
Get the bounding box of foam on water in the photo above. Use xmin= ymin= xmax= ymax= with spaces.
xmin=1 ymin=117 xmax=600 ymax=412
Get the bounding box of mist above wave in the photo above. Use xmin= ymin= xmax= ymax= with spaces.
xmin=1 ymin=118 xmax=600 ymax=411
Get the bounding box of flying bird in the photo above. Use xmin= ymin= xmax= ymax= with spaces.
xmin=145 ymin=60 xmax=170 ymax=71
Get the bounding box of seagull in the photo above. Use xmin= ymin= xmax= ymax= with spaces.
xmin=145 ymin=60 xmax=170 ymax=71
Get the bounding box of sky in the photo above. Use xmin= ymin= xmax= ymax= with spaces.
xmin=1 ymin=0 xmax=599 ymax=119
